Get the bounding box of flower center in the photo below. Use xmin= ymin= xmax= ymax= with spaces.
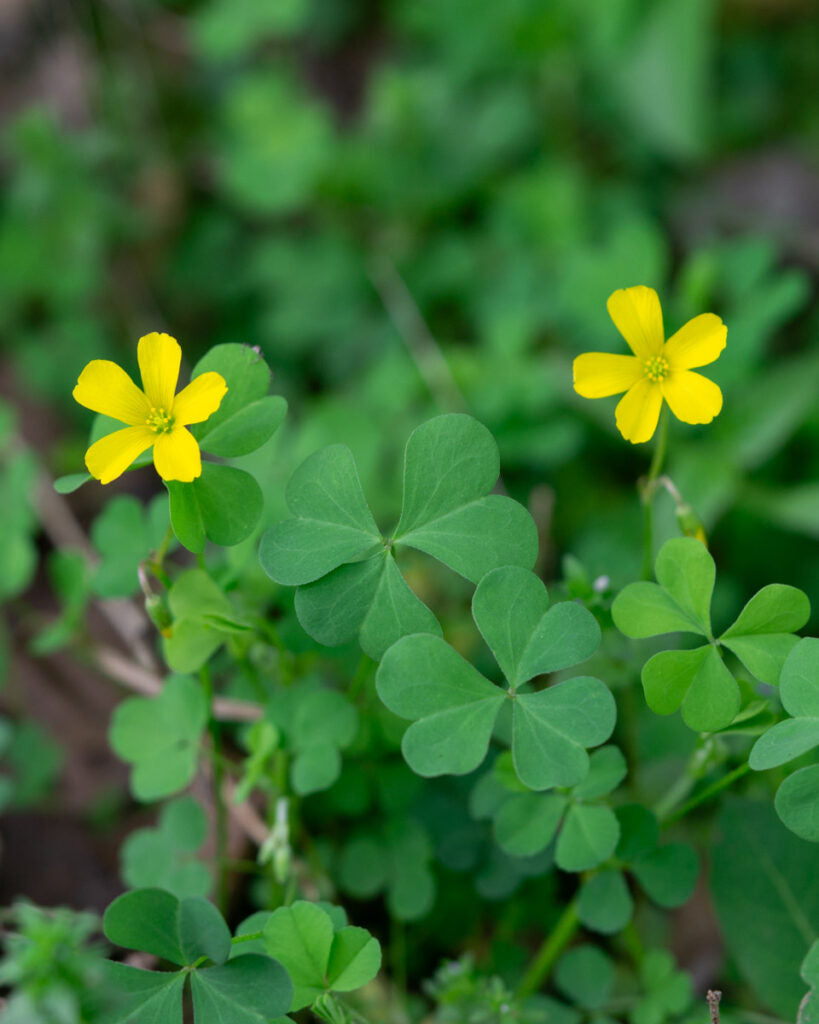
xmin=146 ymin=406 xmax=174 ymax=434
xmin=643 ymin=355 xmax=669 ymax=382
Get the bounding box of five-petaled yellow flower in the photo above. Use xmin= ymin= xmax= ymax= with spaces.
xmin=573 ymin=286 xmax=727 ymax=444
xmin=73 ymin=333 xmax=227 ymax=484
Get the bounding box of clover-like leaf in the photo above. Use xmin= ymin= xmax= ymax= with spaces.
xmin=577 ymin=869 xmax=634 ymax=935
xmin=630 ymin=950 xmax=693 ymax=1024
xmin=377 ymin=566 xmax=611 ymax=788
xmin=512 ymin=678 xmax=616 ymax=790
xmin=775 ymin=765 xmax=819 ymax=843
xmin=263 ymin=901 xmax=381 ymax=1011
xmin=294 ymin=550 xmax=441 ymax=659
xmin=641 ymin=645 xmax=740 ymax=733
xmin=260 ymin=445 xmax=381 ymax=587
xmin=554 ymin=945 xmax=614 ymax=1011
xmin=613 ymin=538 xmax=714 ymax=639
xmin=751 ymin=638 xmax=819 ymax=770
xmin=615 ymin=805 xmax=698 ymax=911
xmin=260 ymin=414 xmax=537 ymax=658
xmin=720 ymin=584 xmax=809 ymax=685
xmin=121 ymin=797 xmax=211 ymax=899
xmin=376 ymin=634 xmax=504 ymax=777
xmin=472 ymin=566 xmax=601 ymax=689
xmin=191 ymin=343 xmax=286 ymax=458
xmin=103 ymin=889 xmax=230 ymax=966
xmin=91 ymin=494 xmax=170 ymax=598
xmin=100 ymin=961 xmax=186 ymax=1024
xmin=168 ymin=464 xmax=263 ymax=554
xmin=555 ymin=803 xmax=620 ymax=873
xmin=337 ymin=820 xmax=435 ymax=922
xmin=109 ymin=676 xmax=207 ymax=802
xmin=799 ymin=940 xmax=819 ymax=1024
xmin=190 ymin=955 xmax=293 ymax=1024
xmin=163 ymin=569 xmax=250 ymax=674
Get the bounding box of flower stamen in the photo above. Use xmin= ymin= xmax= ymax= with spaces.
xmin=643 ymin=355 xmax=669 ymax=383
xmin=146 ymin=406 xmax=175 ymax=434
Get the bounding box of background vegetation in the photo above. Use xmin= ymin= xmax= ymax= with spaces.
xmin=0 ymin=0 xmax=818 ymax=1020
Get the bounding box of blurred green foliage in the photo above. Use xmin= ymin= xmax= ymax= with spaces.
xmin=0 ymin=0 xmax=818 ymax=1021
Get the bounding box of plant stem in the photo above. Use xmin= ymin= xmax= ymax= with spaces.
xmin=662 ymin=762 xmax=751 ymax=826
xmin=640 ymin=406 xmax=669 ymax=580
xmin=516 ymin=900 xmax=579 ymax=999
xmin=652 ymin=736 xmax=715 ymax=822
xmin=201 ymin=665 xmax=229 ymax=914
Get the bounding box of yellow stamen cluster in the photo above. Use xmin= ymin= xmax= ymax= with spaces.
xmin=146 ymin=406 xmax=174 ymax=434
xmin=643 ymin=355 xmax=669 ymax=382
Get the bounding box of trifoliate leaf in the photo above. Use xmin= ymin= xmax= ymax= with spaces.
xmin=751 ymin=639 xmax=819 ymax=770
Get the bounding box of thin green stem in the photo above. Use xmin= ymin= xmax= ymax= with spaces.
xmin=231 ymin=930 xmax=264 ymax=945
xmin=516 ymin=901 xmax=579 ymax=999
xmin=201 ymin=665 xmax=229 ymax=914
xmin=652 ymin=736 xmax=716 ymax=821
xmin=640 ymin=406 xmax=669 ymax=579
xmin=662 ymin=762 xmax=751 ymax=826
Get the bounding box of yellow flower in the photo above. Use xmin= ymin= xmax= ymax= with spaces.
xmin=73 ymin=332 xmax=228 ymax=484
xmin=573 ymin=286 xmax=727 ymax=444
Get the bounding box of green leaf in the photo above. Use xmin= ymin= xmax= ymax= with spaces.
xmin=512 ymin=677 xmax=616 ymax=790
xmin=191 ymin=344 xmax=274 ymax=442
xmin=163 ymin=569 xmax=239 ymax=674
xmin=178 ymin=897 xmax=231 ymax=966
xmin=554 ymin=945 xmax=615 ymax=1010
xmin=750 ymin=639 xmax=819 ymax=769
xmin=722 ymin=584 xmax=810 ymax=638
xmin=396 ymin=495 xmax=538 ymax=585
xmin=91 ymin=495 xmax=169 ymax=598
xmin=325 ymin=927 xmax=381 ymax=991
xmin=190 ymin=955 xmax=293 ymax=1024
xmin=109 ymin=676 xmax=207 ymax=801
xmin=103 ymin=889 xmax=185 ymax=964
xmin=493 ymin=793 xmax=567 ymax=857
xmin=800 ymin=942 xmax=819 ymax=1024
xmin=711 ymin=798 xmax=819 ymax=1017
xmin=260 ymin=445 xmax=380 ymax=587
xmin=169 ymin=463 xmax=263 ymax=552
xmin=263 ymin=902 xmax=335 ymax=1010
xmin=199 ymin=396 xmax=287 ymax=458
xmin=100 ymin=961 xmax=185 ymax=1024
xmin=394 ymin=414 xmax=500 ymax=536
xmin=612 ymin=581 xmax=707 ymax=639
xmin=615 ymin=804 xmax=660 ymax=863
xmin=577 ymin=870 xmax=634 ymax=934
xmin=721 ymin=633 xmax=801 ymax=687
xmin=54 ymin=472 xmax=91 ymax=495
xmin=472 ymin=567 xmax=600 ymax=688
xmin=376 ymin=634 xmax=504 ymax=777
xmin=104 ymin=890 xmax=230 ymax=968
xmin=632 ymin=843 xmax=699 ymax=907
xmin=775 ymin=765 xmax=819 ymax=842
xmin=572 ymin=745 xmax=627 ymax=801
xmin=121 ymin=797 xmax=211 ymax=899
xmin=555 ymin=803 xmax=620 ymax=872
xmin=393 ymin=415 xmax=537 ymax=581
xmin=294 ymin=551 xmax=442 ymax=659
xmin=291 ymin=744 xmax=342 ymax=796
xmin=641 ymin=645 xmax=740 ymax=732
xmin=654 ymin=537 xmax=715 ymax=635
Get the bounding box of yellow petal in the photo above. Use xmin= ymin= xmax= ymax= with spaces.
xmin=172 ymin=371 xmax=228 ymax=426
xmin=607 ymin=286 xmax=665 ymax=360
xmin=573 ymin=353 xmax=642 ymax=398
xmin=85 ymin=426 xmax=155 ymax=485
xmin=138 ymin=333 xmax=181 ymax=411
xmin=663 ymin=313 xmax=727 ymax=370
xmin=661 ymin=370 xmax=722 ymax=425
xmin=73 ymin=360 xmax=151 ymax=426
xmin=615 ymin=377 xmax=664 ymax=444
xmin=153 ymin=426 xmax=202 ymax=482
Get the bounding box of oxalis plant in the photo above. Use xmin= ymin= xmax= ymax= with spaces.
xmin=7 ymin=286 xmax=818 ymax=1023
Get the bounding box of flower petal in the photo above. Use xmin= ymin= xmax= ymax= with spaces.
xmin=607 ymin=286 xmax=664 ymax=360
xmin=73 ymin=360 xmax=151 ymax=426
xmin=573 ymin=353 xmax=642 ymax=398
xmin=661 ymin=370 xmax=723 ymax=425
xmin=172 ymin=371 xmax=228 ymax=426
xmin=85 ymin=426 xmax=155 ymax=485
xmin=153 ymin=427 xmax=202 ymax=482
xmin=664 ymin=313 xmax=727 ymax=370
xmin=138 ymin=333 xmax=181 ymax=411
xmin=615 ymin=378 xmax=663 ymax=444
